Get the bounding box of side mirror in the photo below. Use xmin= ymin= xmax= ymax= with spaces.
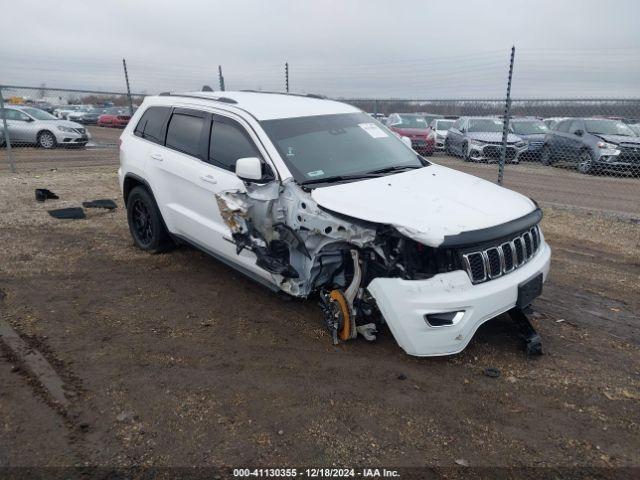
xmin=574 ymin=129 xmax=584 ymax=136
xmin=24 ymin=116 xmax=34 ymax=122
xmin=401 ymin=136 xmax=412 ymax=148
xmin=235 ymin=157 xmax=263 ymax=181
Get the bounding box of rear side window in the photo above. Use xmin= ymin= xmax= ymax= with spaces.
xmin=209 ymin=118 xmax=262 ymax=170
xmin=166 ymin=111 xmax=206 ymax=158
xmin=134 ymin=106 xmax=170 ymax=144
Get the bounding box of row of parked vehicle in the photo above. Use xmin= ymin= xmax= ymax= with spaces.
xmin=380 ymin=113 xmax=640 ymax=175
xmin=54 ymin=105 xmax=134 ymax=128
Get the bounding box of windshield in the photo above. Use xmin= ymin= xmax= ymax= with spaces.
xmin=20 ymin=107 xmax=57 ymax=120
xmin=584 ymin=120 xmax=635 ymax=136
xmin=261 ymin=112 xmax=424 ymax=184
xmin=434 ymin=120 xmax=454 ymax=131
xmin=395 ymin=115 xmax=428 ymax=129
xmin=511 ymin=121 xmax=549 ymax=135
xmin=468 ymin=119 xmax=504 ymax=133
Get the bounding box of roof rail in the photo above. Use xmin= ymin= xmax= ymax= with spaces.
xmin=239 ymin=89 xmax=326 ymax=100
xmin=155 ymin=92 xmax=238 ymax=104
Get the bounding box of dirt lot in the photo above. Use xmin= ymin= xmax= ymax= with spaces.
xmin=0 ymin=131 xmax=639 ymax=474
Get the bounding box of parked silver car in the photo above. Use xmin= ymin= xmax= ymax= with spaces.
xmin=0 ymin=106 xmax=90 ymax=148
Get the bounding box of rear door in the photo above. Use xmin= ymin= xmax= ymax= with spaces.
xmin=3 ymin=109 xmax=32 ymax=143
xmin=567 ymin=119 xmax=586 ymax=161
xmin=145 ymin=107 xmax=213 ymax=237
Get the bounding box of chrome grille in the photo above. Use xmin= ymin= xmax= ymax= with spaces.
xmin=462 ymin=225 xmax=542 ymax=284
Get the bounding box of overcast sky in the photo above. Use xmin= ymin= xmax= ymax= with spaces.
xmin=2 ymin=0 xmax=639 ymax=98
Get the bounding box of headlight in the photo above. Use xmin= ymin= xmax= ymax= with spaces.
xmin=469 ymin=139 xmax=484 ymax=146
xmin=597 ymin=141 xmax=617 ymax=149
xmin=57 ymin=126 xmax=75 ymax=132
xmin=516 ymin=141 xmax=527 ymax=148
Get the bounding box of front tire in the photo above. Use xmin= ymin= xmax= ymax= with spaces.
xmin=37 ymin=131 xmax=57 ymax=149
xmin=444 ymin=138 xmax=452 ymax=155
xmin=126 ymin=186 xmax=171 ymax=253
xmin=462 ymin=142 xmax=470 ymax=162
xmin=577 ymin=150 xmax=595 ymax=174
xmin=540 ymin=145 xmax=552 ymax=166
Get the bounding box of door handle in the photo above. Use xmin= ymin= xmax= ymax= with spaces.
xmin=150 ymin=152 xmax=163 ymax=161
xmin=200 ymin=174 xmax=217 ymax=184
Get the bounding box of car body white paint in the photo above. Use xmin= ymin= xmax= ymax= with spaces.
xmin=119 ymin=91 xmax=551 ymax=357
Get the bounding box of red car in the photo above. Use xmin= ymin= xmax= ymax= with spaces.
xmin=385 ymin=113 xmax=435 ymax=155
xmin=97 ymin=107 xmax=132 ymax=128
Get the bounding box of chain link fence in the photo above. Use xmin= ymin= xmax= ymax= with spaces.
xmin=341 ymin=98 xmax=640 ymax=179
xmin=0 ymin=85 xmax=145 ymax=173
xmin=2 ymin=78 xmax=639 ymax=196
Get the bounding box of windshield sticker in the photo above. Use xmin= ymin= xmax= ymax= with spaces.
xmin=359 ymin=123 xmax=388 ymax=139
xmin=306 ymin=170 xmax=325 ymax=178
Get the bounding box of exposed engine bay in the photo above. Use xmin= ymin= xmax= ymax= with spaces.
xmin=216 ymin=178 xmax=466 ymax=345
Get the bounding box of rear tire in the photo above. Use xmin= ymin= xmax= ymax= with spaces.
xmin=126 ymin=186 xmax=172 ymax=253
xmin=37 ymin=131 xmax=57 ymax=149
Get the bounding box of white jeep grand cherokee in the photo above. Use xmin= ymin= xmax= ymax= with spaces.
xmin=119 ymin=91 xmax=551 ymax=357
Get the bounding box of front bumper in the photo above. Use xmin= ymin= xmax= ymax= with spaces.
xmin=54 ymin=130 xmax=90 ymax=145
xmin=367 ymin=242 xmax=551 ymax=357
xmin=468 ymin=143 xmax=527 ymax=163
xmin=596 ymin=149 xmax=640 ymax=172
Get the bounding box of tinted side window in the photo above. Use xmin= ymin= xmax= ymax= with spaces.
xmin=209 ymin=119 xmax=262 ymax=170
xmin=555 ymin=120 xmax=571 ymax=133
xmin=570 ymin=120 xmax=584 ymax=134
xmin=134 ymin=106 xmax=170 ymax=144
xmin=4 ymin=109 xmax=28 ymax=121
xmin=166 ymin=112 xmax=206 ymax=158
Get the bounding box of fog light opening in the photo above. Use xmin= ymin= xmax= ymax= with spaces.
xmin=425 ymin=311 xmax=465 ymax=327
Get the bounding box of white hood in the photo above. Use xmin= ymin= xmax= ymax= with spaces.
xmin=310 ymin=164 xmax=536 ymax=247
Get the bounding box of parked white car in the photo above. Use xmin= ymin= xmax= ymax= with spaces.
xmin=118 ymin=91 xmax=551 ymax=357
xmin=53 ymin=105 xmax=84 ymax=119
xmin=428 ymin=118 xmax=456 ymax=150
xmin=66 ymin=106 xmax=93 ymax=122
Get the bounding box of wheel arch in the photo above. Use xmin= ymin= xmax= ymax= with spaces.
xmin=123 ymin=172 xmax=153 ymax=205
xmin=123 ymin=173 xmax=173 ymax=235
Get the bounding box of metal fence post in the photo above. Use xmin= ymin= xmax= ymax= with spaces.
xmin=285 ymin=62 xmax=289 ymax=93
xmin=498 ymin=46 xmax=515 ymax=185
xmin=218 ymin=65 xmax=225 ymax=91
xmin=122 ymin=58 xmax=134 ymax=116
xmin=0 ymin=86 xmax=17 ymax=173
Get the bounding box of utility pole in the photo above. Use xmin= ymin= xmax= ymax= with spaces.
xmin=218 ymin=65 xmax=225 ymax=91
xmin=285 ymin=62 xmax=289 ymax=93
xmin=122 ymin=58 xmax=134 ymax=116
xmin=498 ymin=46 xmax=515 ymax=186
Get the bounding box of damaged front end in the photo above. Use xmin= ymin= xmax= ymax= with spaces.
xmin=215 ymin=179 xmax=550 ymax=357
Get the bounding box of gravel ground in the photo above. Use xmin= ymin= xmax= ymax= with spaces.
xmin=0 ymin=155 xmax=639 ymax=473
